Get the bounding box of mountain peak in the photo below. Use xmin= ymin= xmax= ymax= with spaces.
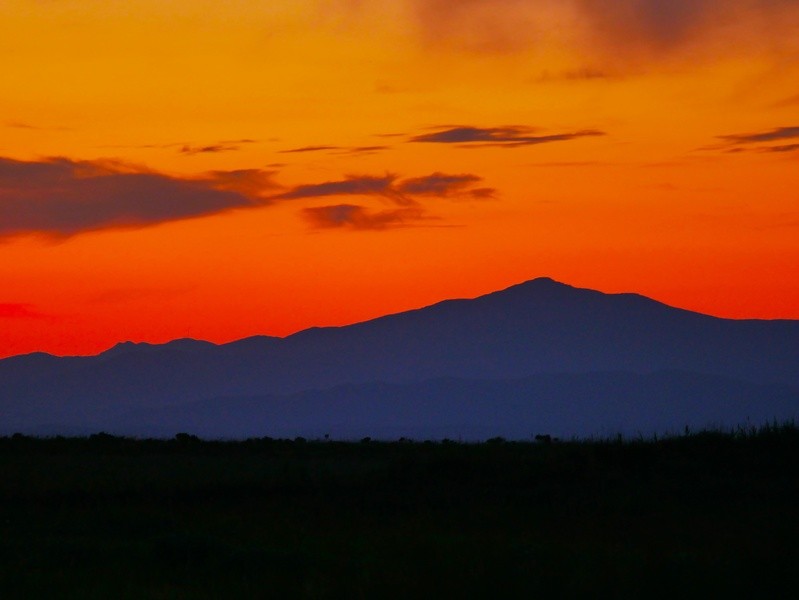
xmin=523 ymin=276 xmax=571 ymax=288
xmin=483 ymin=276 xmax=578 ymax=300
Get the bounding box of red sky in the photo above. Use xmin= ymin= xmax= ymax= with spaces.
xmin=1 ymin=0 xmax=798 ymax=358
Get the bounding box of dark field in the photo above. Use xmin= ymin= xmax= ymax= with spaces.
xmin=2 ymin=427 xmax=799 ymax=598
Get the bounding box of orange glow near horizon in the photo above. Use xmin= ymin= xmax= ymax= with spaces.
xmin=1 ymin=0 xmax=798 ymax=358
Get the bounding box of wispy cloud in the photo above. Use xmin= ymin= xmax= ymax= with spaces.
xmin=102 ymin=139 xmax=257 ymax=155
xmin=760 ymin=143 xmax=799 ymax=153
xmin=410 ymin=125 xmax=605 ymax=148
xmin=0 ymin=154 xmax=493 ymax=238
xmin=302 ymin=204 xmax=427 ymax=230
xmin=180 ymin=144 xmax=240 ymax=155
xmin=272 ymin=171 xmax=494 ymax=205
xmin=280 ymin=144 xmax=390 ymax=155
xmin=404 ymin=0 xmax=799 ymax=57
xmin=272 ymin=174 xmax=403 ymax=202
xmin=5 ymin=121 xmax=39 ymax=130
xmin=712 ymin=126 xmax=799 ymax=155
xmin=198 ymin=169 xmax=279 ymax=199
xmin=338 ymin=145 xmax=389 ymax=155
xmin=279 ymin=170 xmax=495 ymax=230
xmin=280 ymin=145 xmax=342 ymax=154
xmin=397 ymin=172 xmax=495 ymax=199
xmin=0 ymin=157 xmax=277 ymax=239
xmin=719 ymin=126 xmax=799 ymax=145
xmin=535 ymin=68 xmax=614 ymax=82
xmin=4 ymin=120 xmax=69 ymax=131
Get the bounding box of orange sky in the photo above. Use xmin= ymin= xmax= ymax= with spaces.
xmin=1 ymin=0 xmax=798 ymax=358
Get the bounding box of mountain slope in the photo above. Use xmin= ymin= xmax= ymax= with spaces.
xmin=2 ymin=278 xmax=798 ymax=437
xmin=7 ymin=371 xmax=798 ymax=440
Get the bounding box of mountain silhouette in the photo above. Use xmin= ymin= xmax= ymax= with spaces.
xmin=2 ymin=278 xmax=798 ymax=438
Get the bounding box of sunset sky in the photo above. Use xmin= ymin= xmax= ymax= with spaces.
xmin=1 ymin=0 xmax=798 ymax=358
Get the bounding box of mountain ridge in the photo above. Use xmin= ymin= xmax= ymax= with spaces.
xmin=2 ymin=277 xmax=797 ymax=438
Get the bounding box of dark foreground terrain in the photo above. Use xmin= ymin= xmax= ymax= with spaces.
xmin=2 ymin=426 xmax=799 ymax=598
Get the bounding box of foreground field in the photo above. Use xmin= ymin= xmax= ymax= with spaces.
xmin=2 ymin=427 xmax=798 ymax=598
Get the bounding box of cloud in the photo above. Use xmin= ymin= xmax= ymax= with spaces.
xmin=272 ymin=171 xmax=493 ymax=205
xmin=760 ymin=143 xmax=799 ymax=153
xmin=0 ymin=157 xmax=277 ymax=239
xmin=4 ymin=121 xmax=69 ymax=131
xmin=280 ymin=145 xmax=342 ymax=153
xmin=712 ymin=126 xmax=799 ymax=155
xmin=272 ymin=174 xmax=403 ymax=202
xmin=410 ymin=125 xmax=605 ymax=147
xmin=723 ymin=142 xmax=799 ymax=154
xmin=5 ymin=121 xmax=39 ymax=130
xmin=397 ymin=172 xmax=495 ymax=199
xmin=178 ymin=139 xmax=257 ymax=155
xmin=279 ymin=170 xmax=495 ymax=230
xmin=302 ymin=204 xmax=426 ymax=230
xmin=338 ymin=145 xmax=390 ymax=155
xmin=199 ymin=169 xmax=279 ymax=199
xmin=101 ymin=139 xmax=257 ymax=154
xmin=719 ymin=126 xmax=799 ymax=145
xmin=280 ymin=144 xmax=390 ymax=155
xmin=0 ymin=155 xmax=492 ymax=239
xmin=468 ymin=187 xmax=498 ymax=199
xmin=403 ymin=0 xmax=799 ymax=59
xmin=180 ymin=144 xmax=240 ymax=155
xmin=0 ymin=303 xmax=46 ymax=319
xmin=535 ymin=67 xmax=614 ymax=82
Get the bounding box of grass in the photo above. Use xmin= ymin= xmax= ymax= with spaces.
xmin=1 ymin=424 xmax=798 ymax=598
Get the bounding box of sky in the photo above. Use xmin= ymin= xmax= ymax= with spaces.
xmin=1 ymin=0 xmax=798 ymax=358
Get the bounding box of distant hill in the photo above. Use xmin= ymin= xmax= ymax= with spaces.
xmin=2 ymin=278 xmax=798 ymax=438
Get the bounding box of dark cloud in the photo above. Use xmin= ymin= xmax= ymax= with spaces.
xmin=272 ymin=174 xmax=403 ymax=202
xmin=281 ymin=170 xmax=495 ymax=230
xmin=713 ymin=126 xmax=799 ymax=155
xmin=273 ymin=172 xmax=493 ymax=205
xmin=0 ymin=303 xmax=45 ymax=319
xmin=178 ymin=139 xmax=257 ymax=154
xmin=468 ymin=187 xmax=498 ymax=199
xmin=180 ymin=144 xmax=241 ymax=155
xmin=575 ymin=0 xmax=712 ymax=49
xmin=338 ymin=145 xmax=389 ymax=155
xmin=102 ymin=139 xmax=256 ymax=154
xmin=761 ymin=143 xmax=799 ymax=153
xmin=281 ymin=144 xmax=389 ymax=155
xmin=280 ymin=145 xmax=342 ymax=153
xmin=405 ymin=0 xmax=799 ymax=56
xmin=719 ymin=126 xmax=799 ymax=145
xmin=397 ymin=172 xmax=493 ymax=198
xmin=199 ymin=169 xmax=279 ymax=199
xmin=723 ymin=142 xmax=799 ymax=154
xmin=410 ymin=125 xmax=605 ymax=147
xmin=302 ymin=204 xmax=426 ymax=230
xmin=0 ymin=157 xmax=276 ymax=239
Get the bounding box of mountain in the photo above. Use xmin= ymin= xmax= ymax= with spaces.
xmin=2 ymin=278 xmax=798 ymax=438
